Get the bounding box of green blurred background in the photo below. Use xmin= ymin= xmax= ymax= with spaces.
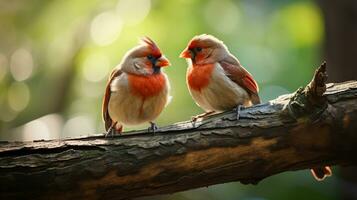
xmin=0 ymin=0 xmax=356 ymax=199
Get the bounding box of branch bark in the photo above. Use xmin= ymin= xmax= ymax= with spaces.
xmin=1 ymin=63 xmax=357 ymax=200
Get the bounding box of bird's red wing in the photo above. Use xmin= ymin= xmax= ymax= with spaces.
xmin=219 ymin=59 xmax=259 ymax=94
xmin=241 ymin=73 xmax=259 ymax=94
xmin=102 ymin=69 xmax=122 ymax=131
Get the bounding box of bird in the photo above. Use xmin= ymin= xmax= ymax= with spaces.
xmin=180 ymin=34 xmax=260 ymax=121
xmin=102 ymin=37 xmax=171 ymax=136
xmin=180 ymin=34 xmax=332 ymax=181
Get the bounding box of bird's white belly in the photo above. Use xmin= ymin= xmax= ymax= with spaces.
xmin=108 ymin=74 xmax=169 ymax=125
xmin=190 ymin=63 xmax=252 ymax=112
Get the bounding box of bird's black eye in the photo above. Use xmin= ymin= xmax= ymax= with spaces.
xmin=147 ymin=54 xmax=154 ymax=60
xmin=196 ymin=47 xmax=202 ymax=52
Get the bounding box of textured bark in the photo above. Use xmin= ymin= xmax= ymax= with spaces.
xmin=1 ymin=64 xmax=357 ymax=200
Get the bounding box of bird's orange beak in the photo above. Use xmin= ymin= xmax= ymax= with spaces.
xmin=155 ymin=55 xmax=171 ymax=67
xmin=179 ymin=48 xmax=191 ymax=58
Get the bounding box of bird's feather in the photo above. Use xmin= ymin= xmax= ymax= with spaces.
xmin=187 ymin=63 xmax=215 ymax=92
xmin=128 ymin=73 xmax=167 ymax=99
xmin=102 ymin=68 xmax=123 ymax=131
xmin=219 ymin=55 xmax=261 ymax=104
xmin=141 ymin=37 xmax=162 ymax=58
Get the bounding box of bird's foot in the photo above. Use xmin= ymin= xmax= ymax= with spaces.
xmin=235 ymin=105 xmax=245 ymax=120
xmin=105 ymin=123 xmax=122 ymax=138
xmin=105 ymin=124 xmax=115 ymax=138
xmin=148 ymin=122 xmax=159 ymax=134
xmin=191 ymin=111 xmax=216 ymax=123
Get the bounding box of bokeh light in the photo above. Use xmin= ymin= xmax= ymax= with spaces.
xmin=7 ymin=82 xmax=30 ymax=112
xmin=0 ymin=54 xmax=8 ymax=81
xmin=274 ymin=2 xmax=323 ymax=47
xmin=204 ymin=0 xmax=241 ymax=34
xmin=90 ymin=11 xmax=123 ymax=46
xmin=116 ymin=0 xmax=151 ymax=25
xmin=0 ymin=106 xmax=17 ymax=122
xmin=10 ymin=48 xmax=34 ymax=81
xmin=62 ymin=115 xmax=95 ymax=138
xmin=81 ymin=53 xmax=110 ymax=82
xmin=22 ymin=114 xmax=63 ymax=141
xmin=23 ymin=120 xmax=49 ymax=140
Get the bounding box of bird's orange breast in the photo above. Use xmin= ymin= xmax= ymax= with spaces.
xmin=187 ymin=64 xmax=215 ymax=92
xmin=128 ymin=74 xmax=166 ymax=99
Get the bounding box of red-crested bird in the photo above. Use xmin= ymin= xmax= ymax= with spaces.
xmin=180 ymin=34 xmax=260 ymax=120
xmin=102 ymin=37 xmax=171 ymax=136
xmin=180 ymin=34 xmax=332 ymax=181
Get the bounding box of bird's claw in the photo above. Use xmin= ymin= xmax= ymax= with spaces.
xmin=191 ymin=111 xmax=215 ymax=123
xmin=190 ymin=116 xmax=198 ymax=127
xmin=190 ymin=111 xmax=215 ymax=127
xmin=105 ymin=127 xmax=115 ymax=138
xmin=235 ymin=105 xmax=244 ymax=120
xmin=104 ymin=122 xmax=122 ymax=138
xmin=191 ymin=116 xmax=199 ymax=123
xmin=148 ymin=122 xmax=158 ymax=134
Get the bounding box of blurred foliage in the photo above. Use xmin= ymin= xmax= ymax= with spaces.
xmin=0 ymin=0 xmax=337 ymax=199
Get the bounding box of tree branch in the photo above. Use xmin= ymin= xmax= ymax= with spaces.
xmin=1 ymin=63 xmax=357 ymax=200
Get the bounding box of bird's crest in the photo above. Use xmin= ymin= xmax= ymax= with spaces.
xmin=141 ymin=36 xmax=162 ymax=57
